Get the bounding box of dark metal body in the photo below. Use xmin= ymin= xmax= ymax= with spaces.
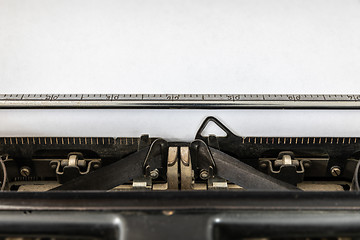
xmin=196 ymin=117 xmax=360 ymax=180
xmin=1 ymin=117 xmax=359 ymax=184
xmin=2 ymin=192 xmax=360 ymax=239
xmin=1 ymin=116 xmax=360 ymax=239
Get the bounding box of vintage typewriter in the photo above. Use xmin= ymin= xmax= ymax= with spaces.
xmin=1 ymin=94 xmax=360 ymax=240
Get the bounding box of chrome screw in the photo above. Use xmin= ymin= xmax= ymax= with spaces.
xmin=20 ymin=166 xmax=31 ymax=177
xmin=150 ymin=169 xmax=159 ymax=179
xmin=331 ymin=166 xmax=341 ymax=177
xmin=93 ymin=163 xmax=101 ymax=169
xmin=200 ymin=170 xmax=210 ymax=180
xmin=259 ymin=162 xmax=268 ymax=169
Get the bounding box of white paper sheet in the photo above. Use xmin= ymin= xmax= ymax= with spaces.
xmin=1 ymin=0 xmax=360 ymax=139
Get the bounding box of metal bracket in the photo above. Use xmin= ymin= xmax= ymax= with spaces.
xmin=195 ymin=116 xmax=236 ymax=139
xmin=190 ymin=140 xmax=216 ymax=180
xmin=259 ymin=151 xmax=308 ymax=185
xmin=167 ymin=147 xmax=179 ymax=190
xmin=50 ymin=152 xmax=101 ymax=184
xmin=180 ymin=147 xmax=194 ymax=190
xmin=143 ymin=139 xmax=168 ymax=180
xmin=207 ymin=177 xmax=228 ymax=190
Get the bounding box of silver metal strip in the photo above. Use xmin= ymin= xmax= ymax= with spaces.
xmin=0 ymin=94 xmax=360 ymax=109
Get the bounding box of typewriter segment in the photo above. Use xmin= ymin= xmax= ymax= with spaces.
xmin=0 ymin=116 xmax=358 ymax=192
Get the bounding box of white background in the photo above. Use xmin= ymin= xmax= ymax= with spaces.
xmin=0 ymin=0 xmax=360 ymax=139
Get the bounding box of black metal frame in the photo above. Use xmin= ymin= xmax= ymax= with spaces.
xmin=2 ymin=116 xmax=360 ymax=239
xmin=1 ymin=191 xmax=360 ymax=239
xmin=1 ymin=191 xmax=360 ymax=211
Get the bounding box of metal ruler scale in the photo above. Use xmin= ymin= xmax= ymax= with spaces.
xmin=0 ymin=94 xmax=360 ymax=109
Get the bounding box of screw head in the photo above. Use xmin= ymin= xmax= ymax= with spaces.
xmin=20 ymin=166 xmax=31 ymax=177
xmin=303 ymin=161 xmax=311 ymax=168
xmin=150 ymin=169 xmax=159 ymax=179
xmin=162 ymin=210 xmax=175 ymax=216
xmin=50 ymin=163 xmax=57 ymax=169
xmin=259 ymin=162 xmax=268 ymax=169
xmin=199 ymin=170 xmax=210 ymax=180
xmin=93 ymin=163 xmax=101 ymax=169
xmin=331 ymin=166 xmax=341 ymax=177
